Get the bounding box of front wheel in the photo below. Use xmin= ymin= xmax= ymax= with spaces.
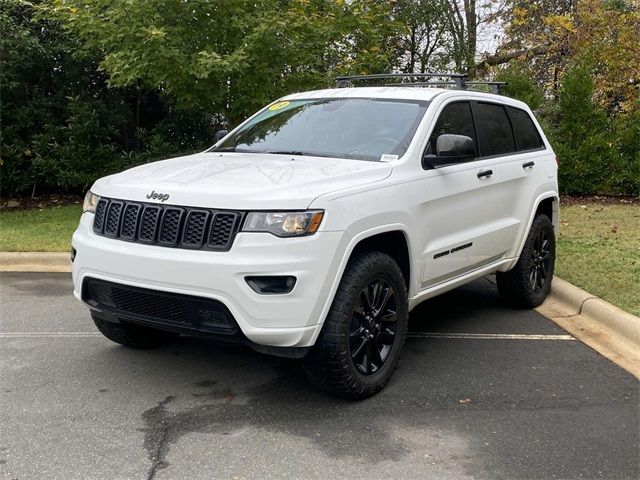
xmin=497 ymin=214 xmax=556 ymax=308
xmin=304 ymin=250 xmax=408 ymax=399
xmin=92 ymin=313 xmax=177 ymax=349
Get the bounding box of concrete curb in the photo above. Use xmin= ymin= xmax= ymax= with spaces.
xmin=537 ymin=276 xmax=640 ymax=379
xmin=0 ymin=252 xmax=71 ymax=272
xmin=547 ymin=277 xmax=640 ymax=344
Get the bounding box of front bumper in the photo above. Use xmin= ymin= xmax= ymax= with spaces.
xmin=72 ymin=213 xmax=344 ymax=348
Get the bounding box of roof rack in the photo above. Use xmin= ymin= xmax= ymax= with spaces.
xmin=466 ymin=81 xmax=506 ymax=95
xmin=334 ymin=73 xmax=506 ymax=94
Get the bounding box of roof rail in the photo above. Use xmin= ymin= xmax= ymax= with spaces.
xmin=466 ymin=81 xmax=506 ymax=95
xmin=335 ymin=73 xmax=506 ymax=94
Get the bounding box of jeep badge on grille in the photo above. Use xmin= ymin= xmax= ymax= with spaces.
xmin=146 ymin=190 xmax=170 ymax=202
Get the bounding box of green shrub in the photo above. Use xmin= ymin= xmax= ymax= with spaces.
xmin=494 ymin=62 xmax=544 ymax=110
xmin=0 ymin=1 xmax=214 ymax=197
xmin=542 ymin=61 xmax=639 ymax=196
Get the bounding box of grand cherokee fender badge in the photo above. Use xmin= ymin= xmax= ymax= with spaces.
xmin=146 ymin=190 xmax=170 ymax=202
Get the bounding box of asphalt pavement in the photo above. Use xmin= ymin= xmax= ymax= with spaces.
xmin=1 ymin=272 xmax=638 ymax=480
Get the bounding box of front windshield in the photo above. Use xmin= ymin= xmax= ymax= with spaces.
xmin=214 ymin=98 xmax=429 ymax=162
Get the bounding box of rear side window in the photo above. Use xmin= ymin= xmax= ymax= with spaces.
xmin=508 ymin=107 xmax=545 ymax=151
xmin=427 ymin=102 xmax=477 ymax=155
xmin=474 ymin=103 xmax=516 ymax=157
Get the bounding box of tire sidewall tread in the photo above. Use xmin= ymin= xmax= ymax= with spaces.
xmin=304 ymin=250 xmax=409 ymax=399
xmin=496 ymin=214 xmax=556 ymax=309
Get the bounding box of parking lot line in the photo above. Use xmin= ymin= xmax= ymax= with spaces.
xmin=0 ymin=331 xmax=576 ymax=340
xmin=0 ymin=332 xmax=102 ymax=337
xmin=407 ymin=332 xmax=576 ymax=340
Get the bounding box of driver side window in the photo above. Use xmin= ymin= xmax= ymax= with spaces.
xmin=426 ymin=102 xmax=477 ymax=156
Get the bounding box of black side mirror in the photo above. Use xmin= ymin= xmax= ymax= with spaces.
xmin=215 ymin=129 xmax=229 ymax=142
xmin=423 ymin=134 xmax=475 ymax=168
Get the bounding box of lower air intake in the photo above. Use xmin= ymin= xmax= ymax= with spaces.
xmin=82 ymin=278 xmax=239 ymax=335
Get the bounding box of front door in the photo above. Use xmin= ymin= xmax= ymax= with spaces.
xmin=417 ymin=100 xmax=521 ymax=288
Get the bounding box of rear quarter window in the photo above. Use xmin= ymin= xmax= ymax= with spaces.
xmin=508 ymin=107 xmax=545 ymax=151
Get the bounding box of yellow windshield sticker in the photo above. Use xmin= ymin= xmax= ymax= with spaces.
xmin=268 ymin=101 xmax=290 ymax=111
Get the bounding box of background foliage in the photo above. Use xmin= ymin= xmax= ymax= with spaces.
xmin=1 ymin=0 xmax=638 ymax=197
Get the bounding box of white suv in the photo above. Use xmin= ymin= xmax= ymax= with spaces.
xmin=72 ymin=74 xmax=558 ymax=398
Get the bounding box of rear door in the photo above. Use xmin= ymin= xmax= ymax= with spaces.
xmin=472 ymin=103 xmax=549 ymax=258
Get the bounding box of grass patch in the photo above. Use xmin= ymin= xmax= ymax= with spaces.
xmin=0 ymin=205 xmax=81 ymax=252
xmin=556 ymin=202 xmax=640 ymax=316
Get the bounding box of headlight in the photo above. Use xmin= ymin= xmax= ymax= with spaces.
xmin=83 ymin=191 xmax=100 ymax=213
xmin=242 ymin=211 xmax=324 ymax=237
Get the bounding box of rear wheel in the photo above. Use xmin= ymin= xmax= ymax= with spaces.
xmin=497 ymin=214 xmax=555 ymax=308
xmin=304 ymin=250 xmax=408 ymax=399
xmin=92 ymin=313 xmax=177 ymax=349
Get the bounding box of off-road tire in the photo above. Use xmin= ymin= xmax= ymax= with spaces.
xmin=92 ymin=313 xmax=177 ymax=349
xmin=303 ymin=250 xmax=408 ymax=399
xmin=497 ymin=214 xmax=556 ymax=308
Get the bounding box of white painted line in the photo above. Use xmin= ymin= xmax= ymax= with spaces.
xmin=407 ymin=332 xmax=576 ymax=341
xmin=0 ymin=331 xmax=576 ymax=341
xmin=0 ymin=332 xmax=102 ymax=338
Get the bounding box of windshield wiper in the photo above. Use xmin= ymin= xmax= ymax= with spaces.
xmin=265 ymin=150 xmax=308 ymax=156
xmin=209 ymin=147 xmax=237 ymax=152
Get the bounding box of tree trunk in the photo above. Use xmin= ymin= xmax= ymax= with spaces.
xmin=409 ymin=26 xmax=417 ymax=73
xmin=463 ymin=0 xmax=477 ymax=77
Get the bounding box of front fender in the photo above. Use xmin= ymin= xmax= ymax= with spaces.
xmin=306 ymin=222 xmax=414 ymax=346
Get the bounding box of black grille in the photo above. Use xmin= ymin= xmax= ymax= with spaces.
xmin=83 ymin=278 xmax=238 ymax=334
xmin=94 ymin=199 xmax=108 ymax=232
xmin=120 ymin=203 xmax=141 ymax=240
xmin=182 ymin=210 xmax=209 ymax=247
xmin=139 ymin=206 xmax=161 ymax=243
xmin=93 ymin=197 xmax=242 ymax=251
xmin=104 ymin=201 xmax=123 ymax=237
xmin=209 ymin=213 xmax=240 ymax=249
xmin=158 ymin=208 xmax=184 ymax=245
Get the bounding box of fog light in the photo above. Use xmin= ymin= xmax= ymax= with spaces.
xmin=70 ymin=247 xmax=77 ymax=263
xmin=245 ymin=276 xmax=296 ymax=294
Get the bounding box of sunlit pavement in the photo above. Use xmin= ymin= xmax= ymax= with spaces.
xmin=1 ymin=273 xmax=638 ymax=480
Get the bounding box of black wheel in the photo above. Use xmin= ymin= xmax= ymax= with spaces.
xmin=92 ymin=313 xmax=177 ymax=349
xmin=304 ymin=250 xmax=408 ymax=399
xmin=496 ymin=214 xmax=556 ymax=308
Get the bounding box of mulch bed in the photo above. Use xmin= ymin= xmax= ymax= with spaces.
xmin=0 ymin=193 xmax=637 ymax=211
xmin=560 ymin=195 xmax=639 ymax=206
xmin=0 ymin=194 xmax=83 ymax=211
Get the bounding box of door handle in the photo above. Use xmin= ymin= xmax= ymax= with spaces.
xmin=522 ymin=161 xmax=535 ymax=169
xmin=477 ymin=169 xmax=493 ymax=178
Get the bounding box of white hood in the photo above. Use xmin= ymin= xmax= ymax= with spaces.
xmin=91 ymin=152 xmax=392 ymax=210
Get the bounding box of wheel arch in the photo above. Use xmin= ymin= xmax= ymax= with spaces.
xmin=307 ymin=225 xmax=414 ymax=346
xmin=509 ymin=192 xmax=559 ymax=266
xmin=350 ymin=230 xmax=411 ymax=289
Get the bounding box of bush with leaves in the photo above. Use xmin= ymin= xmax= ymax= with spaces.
xmin=0 ymin=0 xmax=215 ymax=197
xmin=550 ymin=61 xmax=639 ymax=196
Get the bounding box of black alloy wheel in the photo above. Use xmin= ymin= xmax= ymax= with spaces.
xmin=349 ymin=278 xmax=398 ymax=375
xmin=529 ymin=228 xmax=552 ymax=293
xmin=303 ymin=250 xmax=409 ymax=399
xmin=496 ymin=213 xmax=556 ymax=308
